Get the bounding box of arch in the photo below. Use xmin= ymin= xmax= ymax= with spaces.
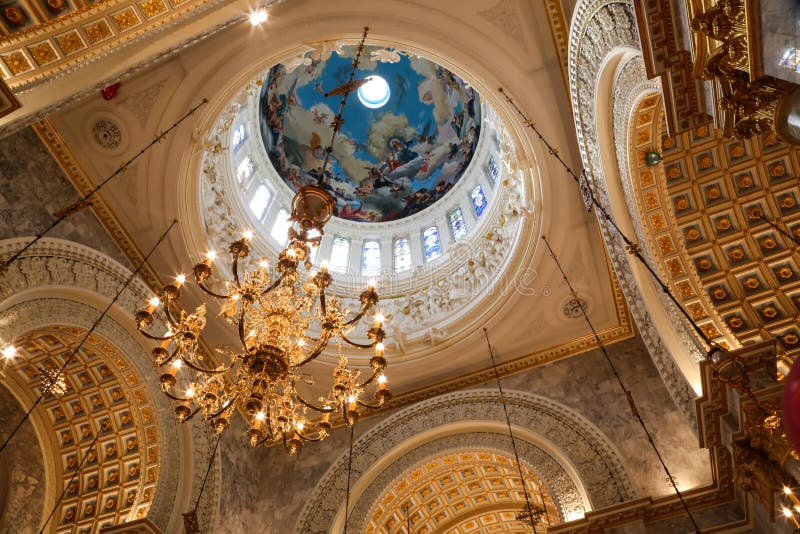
xmin=568 ymin=0 xmax=702 ymax=422
xmin=295 ymin=389 xmax=635 ymax=533
xmin=0 ymin=237 xmax=219 ymax=532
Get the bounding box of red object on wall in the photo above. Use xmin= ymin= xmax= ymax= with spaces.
xmin=101 ymin=82 xmax=120 ymax=101
xmin=782 ymin=357 xmax=800 ymax=454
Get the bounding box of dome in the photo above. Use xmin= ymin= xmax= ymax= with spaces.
xmin=257 ymin=44 xmax=481 ymax=223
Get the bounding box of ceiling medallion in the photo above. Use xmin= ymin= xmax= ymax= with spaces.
xmin=135 ymin=28 xmax=392 ymax=454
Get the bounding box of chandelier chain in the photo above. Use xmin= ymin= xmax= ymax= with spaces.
xmin=0 ymin=219 xmax=177 ymax=455
xmin=483 ymin=328 xmax=537 ymax=533
xmin=541 ymin=236 xmax=701 ymax=533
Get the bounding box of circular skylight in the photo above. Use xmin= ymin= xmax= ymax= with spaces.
xmin=358 ymin=76 xmax=391 ymax=109
xmin=258 ymin=45 xmax=481 ymax=223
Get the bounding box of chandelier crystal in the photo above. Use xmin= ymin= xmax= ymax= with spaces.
xmin=134 ymin=27 xmax=392 ymax=453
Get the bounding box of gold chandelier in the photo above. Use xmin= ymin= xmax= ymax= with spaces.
xmin=134 ymin=27 xmax=391 ymax=453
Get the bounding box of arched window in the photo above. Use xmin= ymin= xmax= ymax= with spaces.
xmin=393 ymin=238 xmax=412 ymax=273
xmin=362 ymin=240 xmax=381 ymax=276
xmin=307 ymin=229 xmax=321 ymax=264
xmin=270 ymin=209 xmax=291 ymax=245
xmin=237 ymin=157 xmax=255 ymax=186
xmin=486 ymin=155 xmax=500 ymax=183
xmin=422 ymin=226 xmax=441 ymax=262
xmin=330 ymin=236 xmax=350 ymax=273
xmin=248 ymin=185 xmax=271 ymax=222
xmin=232 ymin=124 xmax=247 ymax=153
xmin=449 ymin=208 xmax=467 ymax=240
xmin=470 ymin=185 xmax=487 ymax=217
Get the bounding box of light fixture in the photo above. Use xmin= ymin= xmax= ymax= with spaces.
xmin=135 ymin=27 xmax=391 ymax=454
xmin=249 ymin=8 xmax=268 ymax=25
xmin=1 ymin=345 xmax=16 ymax=360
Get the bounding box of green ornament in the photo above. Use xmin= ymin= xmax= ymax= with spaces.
xmin=645 ymin=151 xmax=663 ymax=167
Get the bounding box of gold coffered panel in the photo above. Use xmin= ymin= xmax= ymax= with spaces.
xmin=630 ymin=93 xmax=800 ymax=356
xmin=366 ymin=450 xmax=558 ymax=534
xmin=0 ymin=0 xmax=226 ymax=85
xmin=4 ymin=327 xmax=161 ymax=532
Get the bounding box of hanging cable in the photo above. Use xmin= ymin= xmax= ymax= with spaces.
xmin=343 ymin=422 xmax=355 ymax=534
xmin=541 ymin=235 xmax=701 ymax=533
xmin=498 ymin=88 xmax=714 ymax=350
xmin=759 ymin=214 xmax=800 ymax=247
xmin=183 ymin=432 xmax=223 ymax=534
xmin=483 ymin=328 xmax=538 ymax=533
xmin=38 ymin=418 xmax=107 ymax=533
xmin=0 ymin=100 xmax=205 ymax=273
xmin=0 ymin=219 xmax=178 ymax=454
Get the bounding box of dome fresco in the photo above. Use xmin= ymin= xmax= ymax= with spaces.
xmin=258 ymin=45 xmax=482 ymax=223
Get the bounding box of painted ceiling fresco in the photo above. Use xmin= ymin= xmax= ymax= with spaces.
xmin=258 ymin=44 xmax=481 ymax=223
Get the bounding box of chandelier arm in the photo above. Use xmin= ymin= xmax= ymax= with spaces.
xmin=164 ymin=390 xmax=194 ymax=402
xmin=179 ymin=357 xmax=236 ymax=374
xmin=259 ymin=272 xmax=287 ymax=296
xmin=197 ymin=282 xmax=230 ymax=299
xmin=294 ymin=330 xmax=333 ymax=367
xmin=356 ymin=399 xmax=383 ymax=410
xmin=342 ymin=305 xmax=371 ymax=327
xmin=294 ymin=391 xmax=336 ymax=413
xmin=232 ymin=255 xmax=242 ymax=287
xmin=356 ymin=367 xmax=381 ymax=388
xmin=162 ymin=300 xmax=183 ymax=331
xmin=339 ymin=333 xmax=376 ymax=350
xmin=297 ymin=431 xmax=325 ymax=443
xmin=137 ymin=328 xmax=173 ymax=341
xmin=237 ymin=306 xmax=247 ymax=348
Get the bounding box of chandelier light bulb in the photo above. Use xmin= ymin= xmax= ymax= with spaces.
xmin=376 ymin=342 xmax=385 ymax=353
xmin=171 ymin=360 xmax=182 ymax=369
xmin=784 ymin=507 xmax=793 ymax=518
xmin=320 ymin=259 xmax=329 ymax=270
xmin=175 ymin=274 xmax=186 ymax=286
xmin=149 ymin=296 xmax=161 ymax=307
xmin=785 ymin=486 xmax=794 ymax=495
xmin=185 ymin=387 xmax=195 ymax=398
xmin=347 ymin=394 xmax=357 ymax=404
xmin=374 ymin=313 xmax=384 ymax=325
xmin=367 ymin=278 xmax=376 ymax=289
xmin=377 ymin=374 xmax=387 ymax=384
xmin=259 ymin=258 xmax=269 ymax=269
xmin=249 ymin=8 xmax=268 ymax=25
xmin=256 ymin=411 xmax=266 ymax=421
xmin=297 ymin=338 xmax=306 ymax=347
xmin=287 ymin=248 xmax=296 ymax=258
xmin=2 ymin=345 xmax=16 ymax=360
xmin=295 ymin=421 xmax=305 ymax=430
xmin=242 ymin=230 xmax=254 ymax=241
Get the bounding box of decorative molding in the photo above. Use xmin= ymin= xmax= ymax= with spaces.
xmin=32 ymin=118 xmax=163 ymax=291
xmin=478 ymin=0 xmax=523 ymax=45
xmin=0 ymin=237 xmax=217 ymax=531
xmin=568 ymin=0 xmax=700 ymax=424
xmin=295 ymin=389 xmax=636 ymax=533
xmin=0 ymin=77 xmax=20 ymax=118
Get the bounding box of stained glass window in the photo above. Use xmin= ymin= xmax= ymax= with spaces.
xmin=362 ymin=241 xmax=381 ymax=276
xmin=423 ymin=226 xmax=441 ymax=262
xmin=779 ymin=48 xmax=800 ymax=73
xmin=394 ymin=238 xmax=412 ymax=273
xmin=486 ymin=155 xmax=500 ymax=183
xmin=237 ymin=157 xmax=255 ymax=185
xmin=270 ymin=208 xmax=291 ymax=245
xmin=448 ymin=208 xmax=467 ymax=240
xmin=232 ymin=124 xmax=247 ymax=153
xmin=471 ymin=185 xmax=487 ymax=217
xmin=248 ymin=185 xmax=271 ymax=222
xmin=330 ymin=236 xmax=350 ymax=273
